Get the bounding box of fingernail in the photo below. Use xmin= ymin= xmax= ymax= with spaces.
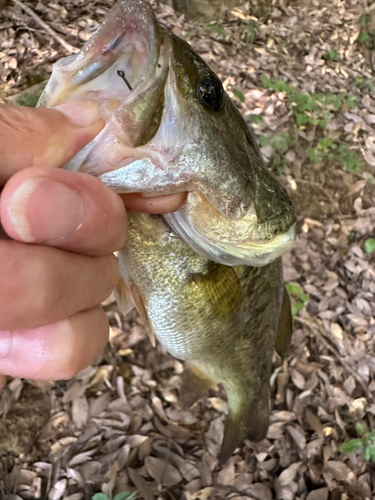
xmin=8 ymin=177 xmax=86 ymax=242
xmin=0 ymin=331 xmax=12 ymax=359
xmin=54 ymin=101 xmax=104 ymax=127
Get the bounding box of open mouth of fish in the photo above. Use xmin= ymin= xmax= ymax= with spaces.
xmin=38 ymin=0 xmax=296 ymax=266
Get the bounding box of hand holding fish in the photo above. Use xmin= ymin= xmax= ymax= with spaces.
xmin=0 ymin=102 xmax=184 ymax=387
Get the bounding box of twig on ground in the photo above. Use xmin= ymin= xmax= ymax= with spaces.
xmin=11 ymin=0 xmax=80 ymax=54
xmin=295 ymin=316 xmax=373 ymax=401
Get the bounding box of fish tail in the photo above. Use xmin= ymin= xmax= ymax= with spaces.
xmin=218 ymin=395 xmax=269 ymax=465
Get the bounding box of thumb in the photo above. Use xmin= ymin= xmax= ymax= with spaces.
xmin=0 ymin=102 xmax=104 ymax=184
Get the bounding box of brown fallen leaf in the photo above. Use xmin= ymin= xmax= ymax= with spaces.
xmin=145 ymin=456 xmax=183 ymax=486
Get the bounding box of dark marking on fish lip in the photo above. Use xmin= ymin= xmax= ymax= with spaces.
xmin=117 ymin=69 xmax=133 ymax=91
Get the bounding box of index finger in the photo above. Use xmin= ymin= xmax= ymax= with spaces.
xmin=0 ymin=102 xmax=104 ymax=184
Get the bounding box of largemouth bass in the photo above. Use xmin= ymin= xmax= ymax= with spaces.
xmin=38 ymin=0 xmax=295 ymax=461
xmin=119 ymin=211 xmax=292 ymax=464
xmin=38 ymin=0 xmax=296 ymax=266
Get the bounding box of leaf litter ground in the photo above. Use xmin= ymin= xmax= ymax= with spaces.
xmin=0 ymin=0 xmax=374 ymax=499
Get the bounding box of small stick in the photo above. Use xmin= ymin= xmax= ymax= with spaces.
xmin=295 ymin=316 xmax=373 ymax=400
xmin=11 ymin=0 xmax=79 ymax=54
xmin=117 ymin=69 xmax=132 ymax=91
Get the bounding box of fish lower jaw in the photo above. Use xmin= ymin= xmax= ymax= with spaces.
xmin=164 ymin=210 xmax=296 ymax=266
xmin=213 ymin=227 xmax=296 ymax=266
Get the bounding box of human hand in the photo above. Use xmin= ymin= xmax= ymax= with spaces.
xmin=0 ymin=103 xmax=185 ymax=387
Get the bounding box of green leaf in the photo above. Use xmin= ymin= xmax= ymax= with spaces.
xmin=114 ymin=492 xmax=137 ymax=500
xmin=92 ymin=494 xmax=110 ymax=500
xmin=358 ymin=32 xmax=371 ymax=43
xmin=364 ymin=444 xmax=371 ymax=461
xmin=286 ymin=282 xmax=304 ymax=297
xmin=286 ymin=282 xmax=309 ymax=317
xmin=206 ymin=24 xmax=228 ymax=37
xmin=184 ymin=30 xmax=198 ymax=38
xmin=249 ymin=114 xmax=263 ymax=124
xmin=231 ymin=88 xmax=245 ymax=103
xmin=339 ymin=439 xmax=363 ymax=453
xmin=369 ymin=446 xmax=375 ymax=462
xmin=356 ymin=422 xmax=367 ymax=437
xmin=322 ymin=50 xmax=339 ymax=61
xmin=365 ymin=238 xmax=375 ymax=254
xmin=16 ymin=93 xmax=39 ymax=107
xmin=346 ymin=95 xmax=357 ymax=109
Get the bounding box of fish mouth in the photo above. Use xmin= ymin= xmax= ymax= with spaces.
xmin=38 ymin=1 xmax=161 ymax=113
xmin=164 ymin=209 xmax=296 ymax=266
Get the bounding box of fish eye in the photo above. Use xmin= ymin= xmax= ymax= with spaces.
xmin=196 ymin=75 xmax=224 ymax=111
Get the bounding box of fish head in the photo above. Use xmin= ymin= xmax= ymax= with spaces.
xmin=38 ymin=0 xmax=296 ymax=266
xmin=164 ymin=34 xmax=296 ymax=265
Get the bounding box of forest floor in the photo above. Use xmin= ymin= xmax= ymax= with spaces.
xmin=0 ymin=0 xmax=375 ymax=499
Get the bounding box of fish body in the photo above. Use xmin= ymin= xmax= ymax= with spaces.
xmin=118 ymin=211 xmax=291 ymax=463
xmin=38 ymin=0 xmax=294 ymax=461
xmin=38 ymin=0 xmax=296 ymax=267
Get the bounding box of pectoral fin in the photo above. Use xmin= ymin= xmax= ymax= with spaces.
xmin=219 ymin=395 xmax=269 ymax=465
xmin=274 ymin=286 xmax=293 ymax=358
xmin=131 ymin=284 xmax=156 ymax=348
xmin=188 ymin=264 xmax=242 ymax=320
xmin=115 ymin=277 xmax=135 ymax=315
xmin=180 ymin=363 xmax=215 ymax=409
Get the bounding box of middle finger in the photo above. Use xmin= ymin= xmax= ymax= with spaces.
xmin=0 ymin=240 xmax=118 ymax=331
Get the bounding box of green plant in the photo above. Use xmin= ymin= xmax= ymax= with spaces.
xmin=248 ymin=114 xmax=263 ymax=125
xmin=245 ymin=18 xmax=259 ymax=45
xmin=258 ymin=132 xmax=298 ymax=174
xmin=227 ymin=85 xmax=245 ymax=103
xmin=364 ymin=238 xmax=375 ymax=254
xmin=339 ymin=422 xmax=375 ymax=462
xmin=352 ymin=75 xmax=374 ymax=91
xmin=322 ymin=49 xmax=339 ymax=62
xmin=205 ymin=23 xmax=228 ymax=37
xmin=358 ymin=14 xmax=375 ymax=50
xmin=285 ymin=282 xmax=309 ymax=317
xmin=92 ymin=492 xmax=136 ymax=500
xmin=261 ymin=77 xmax=362 ymax=173
xmin=308 ymin=140 xmax=362 ymax=173
xmin=16 ymin=93 xmax=39 ymax=107
xmin=259 ymin=132 xmax=297 ymax=152
xmin=262 ymin=77 xmax=356 ymax=128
